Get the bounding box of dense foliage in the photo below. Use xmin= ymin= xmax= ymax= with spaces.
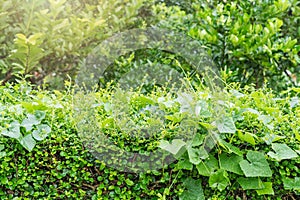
xmin=0 ymin=81 xmax=300 ymax=199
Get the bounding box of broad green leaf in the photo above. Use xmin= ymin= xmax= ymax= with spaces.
xmin=34 ymin=110 xmax=46 ymax=121
xmin=32 ymin=124 xmax=51 ymax=141
xmin=218 ymin=139 xmax=243 ymax=156
xmin=262 ymin=133 xmax=286 ymax=145
xmin=196 ymin=154 xmax=218 ymax=176
xmin=21 ymin=114 xmax=40 ymax=132
xmin=237 ymin=177 xmax=264 ymax=190
xmin=191 ymin=133 xmax=205 ymax=147
xmin=180 ymin=178 xmax=205 ymax=200
xmin=216 ymin=116 xmax=236 ymax=133
xmin=195 ymin=100 xmax=211 ymax=117
xmin=255 ymin=182 xmax=274 ymax=195
xmin=199 ymin=122 xmax=214 ymax=129
xmin=209 ymin=169 xmax=230 ymax=191
xmin=177 ymin=158 xmax=193 ymax=171
xmin=219 ymin=153 xmax=243 ymax=175
xmin=282 ymin=177 xmax=300 ymax=190
xmin=267 ymin=143 xmax=298 ymax=161
xmin=176 ymin=92 xmax=194 ymax=114
xmin=158 ymin=139 xmax=186 ymax=155
xmin=1 ymin=121 xmax=21 ymax=139
xmin=239 ymin=151 xmax=272 ymax=177
xmin=19 ymin=134 xmax=36 ymax=152
xmin=238 ymin=131 xmax=256 ymax=145
xmin=187 ymin=146 xmax=208 ymax=165
xmin=0 ymin=151 xmax=6 ymax=158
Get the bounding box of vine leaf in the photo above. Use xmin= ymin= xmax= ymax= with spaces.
xmin=255 ymin=182 xmax=274 ymax=195
xmin=1 ymin=121 xmax=21 ymax=139
xmin=180 ymin=178 xmax=205 ymax=200
xmin=187 ymin=146 xmax=208 ymax=165
xmin=239 ymin=151 xmax=272 ymax=177
xmin=216 ymin=116 xmax=236 ymax=133
xmin=219 ymin=153 xmax=243 ymax=175
xmin=238 ymin=131 xmax=256 ymax=145
xmin=32 ymin=124 xmax=51 ymax=141
xmin=158 ymin=139 xmax=186 ymax=155
xmin=209 ymin=169 xmax=230 ymax=191
xmin=267 ymin=143 xmax=298 ymax=161
xmin=218 ymin=139 xmax=243 ymax=156
xmin=282 ymin=177 xmax=300 ymax=190
xmin=21 ymin=114 xmax=40 ymax=132
xmin=196 ymin=155 xmax=218 ymax=176
xmin=19 ymin=134 xmax=36 ymax=152
xmin=237 ymin=177 xmax=264 ymax=190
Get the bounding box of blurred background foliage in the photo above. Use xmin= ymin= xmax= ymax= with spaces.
xmin=0 ymin=0 xmax=299 ymax=90
xmin=0 ymin=0 xmax=153 ymax=88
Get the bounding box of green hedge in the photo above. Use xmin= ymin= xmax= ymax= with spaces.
xmin=0 ymin=82 xmax=299 ymax=199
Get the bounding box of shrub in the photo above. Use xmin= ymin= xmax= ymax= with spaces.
xmin=153 ymin=0 xmax=300 ymax=91
xmin=0 ymin=0 xmax=152 ymax=88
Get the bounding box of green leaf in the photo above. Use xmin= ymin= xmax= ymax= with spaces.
xmin=21 ymin=114 xmax=40 ymax=131
xmin=282 ymin=177 xmax=300 ymax=190
xmin=32 ymin=124 xmax=51 ymax=141
xmin=209 ymin=169 xmax=230 ymax=191
xmin=195 ymin=100 xmax=211 ymax=117
xmin=238 ymin=131 xmax=256 ymax=145
xmin=180 ymin=178 xmax=205 ymax=200
xmin=230 ymin=34 xmax=239 ymax=46
xmin=34 ymin=110 xmax=46 ymax=121
xmin=237 ymin=177 xmax=264 ymax=190
xmin=187 ymin=146 xmax=208 ymax=165
xmin=219 ymin=153 xmax=243 ymax=175
xmin=218 ymin=139 xmax=243 ymax=156
xmin=267 ymin=143 xmax=298 ymax=161
xmin=216 ymin=116 xmax=236 ymax=133
xmin=255 ymin=182 xmax=274 ymax=195
xmin=191 ymin=133 xmax=205 ymax=147
xmin=125 ymin=179 xmax=134 ymax=186
xmin=177 ymin=158 xmax=193 ymax=171
xmin=1 ymin=121 xmax=21 ymax=139
xmin=21 ymin=102 xmax=48 ymax=112
xmin=19 ymin=134 xmax=36 ymax=152
xmin=0 ymin=151 xmax=6 ymax=158
xmin=196 ymin=155 xmax=218 ymax=176
xmin=165 ymin=113 xmax=183 ymax=123
xmin=239 ymin=151 xmax=272 ymax=177
xmin=158 ymin=139 xmax=186 ymax=155
xmin=0 ymin=144 xmax=6 ymax=158
xmin=262 ymin=133 xmax=286 ymax=145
